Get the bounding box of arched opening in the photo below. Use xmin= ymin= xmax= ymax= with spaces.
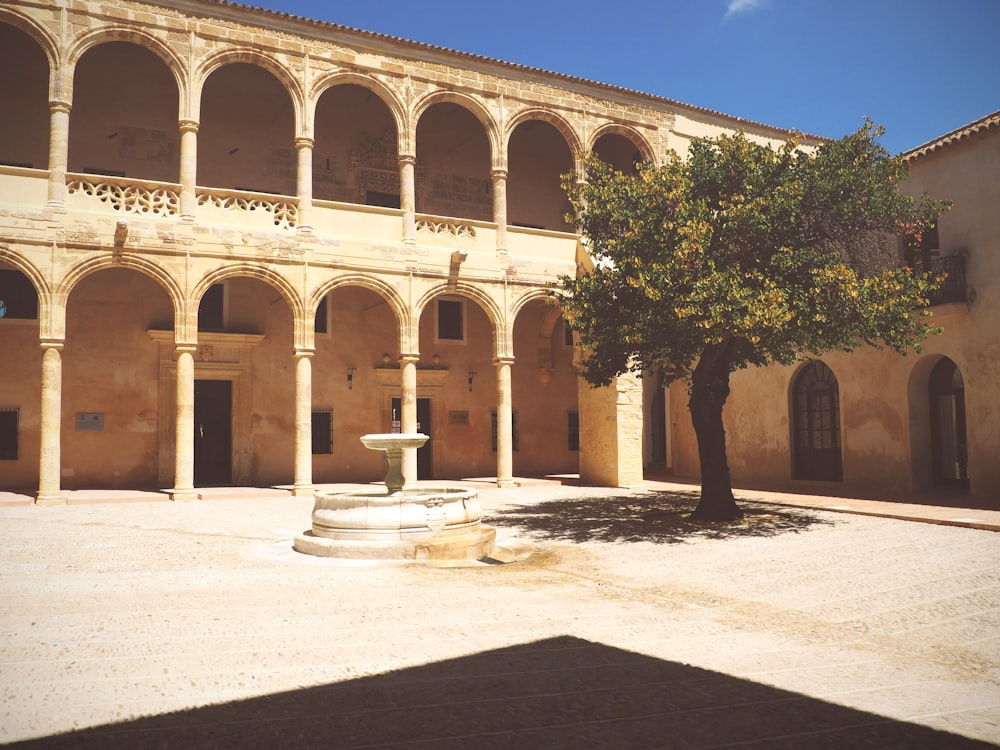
xmin=511 ymin=299 xmax=579 ymax=476
xmin=313 ymin=84 xmax=398 ymax=206
xmin=68 ymin=42 xmax=179 ymax=181
xmin=63 ymin=268 xmax=174 ymax=489
xmin=415 ymin=102 xmax=491 ymax=222
xmin=191 ymin=275 xmax=294 ymax=486
xmin=198 ymin=63 xmax=295 ymax=195
xmin=0 ymin=263 xmax=42 ymax=488
xmin=928 ymin=357 xmax=969 ymax=490
xmin=0 ymin=23 xmax=49 ymax=169
xmin=414 ymin=291 xmax=496 ymax=479
xmin=593 ymin=132 xmax=643 ymax=174
xmin=507 ymin=119 xmax=574 ymax=231
xmin=791 ymin=361 xmax=842 ymax=481
xmin=312 ymin=284 xmax=401 ymax=483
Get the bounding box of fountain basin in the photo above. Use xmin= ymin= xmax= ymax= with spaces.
xmin=293 ymin=432 xmax=496 ymax=561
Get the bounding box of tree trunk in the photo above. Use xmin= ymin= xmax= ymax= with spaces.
xmin=688 ymin=340 xmax=743 ymax=521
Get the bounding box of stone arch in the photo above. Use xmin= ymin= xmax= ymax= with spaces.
xmin=412 ymin=90 xmax=500 ymax=163
xmin=313 ymin=274 xmax=409 ymax=350
xmin=193 ymin=48 xmax=305 ymax=134
xmin=504 ymin=108 xmax=582 ymax=159
xmin=590 ymin=123 xmax=655 ymax=165
xmin=64 ymin=28 xmax=188 ymax=109
xmin=0 ymin=10 xmax=59 ymax=98
xmin=414 ymin=281 xmax=507 ymax=357
xmin=0 ymin=246 xmax=51 ymax=319
xmin=56 ymin=254 xmax=184 ymax=341
xmin=310 ymin=72 xmax=405 ymax=146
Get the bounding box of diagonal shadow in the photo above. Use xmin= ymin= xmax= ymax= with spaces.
xmin=494 ymin=491 xmax=836 ymax=545
xmin=4 ymin=636 xmax=992 ymax=749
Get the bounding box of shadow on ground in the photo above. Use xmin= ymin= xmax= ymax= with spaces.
xmin=6 ymin=636 xmax=992 ymax=749
xmin=495 ymin=491 xmax=836 ymax=544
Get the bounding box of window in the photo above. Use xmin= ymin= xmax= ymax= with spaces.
xmin=563 ymin=321 xmax=574 ymax=347
xmin=312 ymin=410 xmax=332 ymax=455
xmin=901 ymin=222 xmax=940 ymax=271
xmin=0 ymin=408 xmax=18 ymax=460
xmin=314 ymin=295 xmax=328 ymax=335
xmin=198 ymin=283 xmax=225 ymax=332
xmin=365 ymin=190 xmax=400 ymax=209
xmin=791 ymin=361 xmax=842 ymax=481
xmin=491 ymin=411 xmax=519 ymax=452
xmin=567 ymin=411 xmax=580 ymax=451
xmin=0 ymin=270 xmax=38 ymax=320
xmin=437 ymin=298 xmax=465 ymax=342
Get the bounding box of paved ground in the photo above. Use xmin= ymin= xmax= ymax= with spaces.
xmin=1 ymin=479 xmax=998 ymax=748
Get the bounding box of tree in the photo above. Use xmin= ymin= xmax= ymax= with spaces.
xmin=559 ymin=122 xmax=949 ymax=521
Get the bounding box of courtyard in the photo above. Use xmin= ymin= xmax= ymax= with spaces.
xmin=1 ymin=480 xmax=998 ymax=748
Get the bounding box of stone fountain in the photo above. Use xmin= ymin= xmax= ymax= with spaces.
xmin=293 ymin=433 xmax=496 ymax=561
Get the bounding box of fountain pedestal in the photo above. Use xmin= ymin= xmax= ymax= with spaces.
xmin=293 ymin=433 xmax=496 ymax=561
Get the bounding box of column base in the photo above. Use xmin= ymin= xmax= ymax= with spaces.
xmin=170 ymin=488 xmax=198 ymax=502
xmin=34 ymin=493 xmax=65 ymax=506
xmin=291 ymin=484 xmax=315 ymax=497
xmin=496 ymin=480 xmax=517 ymax=489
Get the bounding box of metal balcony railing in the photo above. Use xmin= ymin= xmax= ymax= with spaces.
xmin=927 ymin=254 xmax=968 ymax=306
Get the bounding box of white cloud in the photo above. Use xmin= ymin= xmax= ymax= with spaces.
xmin=724 ymin=0 xmax=766 ymax=20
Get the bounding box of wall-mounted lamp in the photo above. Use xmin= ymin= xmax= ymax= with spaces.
xmin=347 ymin=366 xmax=357 ymax=390
xmin=467 ymin=370 xmax=477 ymax=392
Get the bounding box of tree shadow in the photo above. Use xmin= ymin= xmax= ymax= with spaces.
xmin=5 ymin=636 xmax=992 ymax=749
xmin=495 ymin=490 xmax=837 ymax=545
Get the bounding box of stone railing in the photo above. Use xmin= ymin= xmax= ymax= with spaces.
xmin=66 ymin=173 xmax=180 ymax=217
xmin=415 ymin=216 xmax=476 ymax=239
xmin=196 ymin=188 xmax=298 ymax=229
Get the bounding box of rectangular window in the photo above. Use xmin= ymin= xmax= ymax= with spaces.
xmin=437 ymin=298 xmax=465 ymax=342
xmin=314 ymin=294 xmax=328 ymax=335
xmin=365 ymin=190 xmax=401 ymax=209
xmin=567 ymin=411 xmax=580 ymax=451
xmin=491 ymin=411 xmax=519 ymax=452
xmin=312 ymin=410 xmax=332 ymax=454
xmin=198 ymin=283 xmax=225 ymax=332
xmin=0 ymin=408 xmax=18 ymax=460
xmin=901 ymin=222 xmax=940 ymax=271
xmin=563 ymin=321 xmax=574 ymax=347
xmin=0 ymin=270 xmax=39 ymax=320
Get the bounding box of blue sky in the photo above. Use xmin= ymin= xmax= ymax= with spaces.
xmin=251 ymin=0 xmax=998 ymax=155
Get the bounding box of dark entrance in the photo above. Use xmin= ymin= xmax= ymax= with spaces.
xmin=792 ymin=361 xmax=843 ymax=481
xmin=392 ymin=397 xmax=432 ymax=479
xmin=194 ymin=379 xmax=232 ymax=486
xmin=929 ymin=357 xmax=969 ymax=490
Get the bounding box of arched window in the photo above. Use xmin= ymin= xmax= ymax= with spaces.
xmin=929 ymin=357 xmax=969 ymax=489
xmin=792 ymin=361 xmax=842 ymax=481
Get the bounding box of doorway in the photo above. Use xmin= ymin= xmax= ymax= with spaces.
xmin=929 ymin=358 xmax=969 ymax=489
xmin=195 ymin=379 xmax=232 ymax=485
xmin=392 ymin=397 xmax=433 ymax=479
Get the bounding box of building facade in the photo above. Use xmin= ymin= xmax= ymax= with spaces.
xmin=0 ymin=0 xmax=813 ymax=502
xmin=4 ymin=1 xmax=992 ymax=507
xmin=667 ymin=112 xmax=1000 ymax=505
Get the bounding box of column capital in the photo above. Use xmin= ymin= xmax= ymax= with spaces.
xmin=293 ymin=347 xmax=315 ymax=358
xmin=398 ymin=154 xmax=417 ymax=167
xmin=178 ymin=118 xmax=199 ymax=133
xmin=175 ymin=343 xmax=197 ymax=355
xmin=491 ymin=167 xmax=508 ymax=180
xmin=49 ymin=99 xmax=71 ymax=115
xmin=40 ymin=338 xmax=64 ymax=352
xmin=399 ymin=352 xmax=420 ymax=364
xmin=295 ymin=136 xmax=315 ymax=150
xmin=493 ymin=356 xmax=515 ymax=367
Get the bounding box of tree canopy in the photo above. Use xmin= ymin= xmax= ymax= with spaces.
xmin=560 ymin=122 xmax=949 ymax=521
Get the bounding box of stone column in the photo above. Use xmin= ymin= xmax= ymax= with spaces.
xmin=492 ymin=167 xmax=508 ymax=254
xmin=295 ymin=136 xmax=314 ymax=233
xmin=36 ymin=342 xmax=64 ymax=505
xmin=292 ymin=349 xmax=314 ymax=496
xmin=399 ymin=154 xmax=417 ymax=245
xmin=172 ymin=345 xmax=197 ymax=501
xmin=178 ymin=119 xmax=198 ymax=221
xmin=495 ymin=357 xmax=515 ymax=488
xmin=399 ymin=354 xmax=419 ymax=484
xmin=46 ymin=101 xmax=71 ymax=209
